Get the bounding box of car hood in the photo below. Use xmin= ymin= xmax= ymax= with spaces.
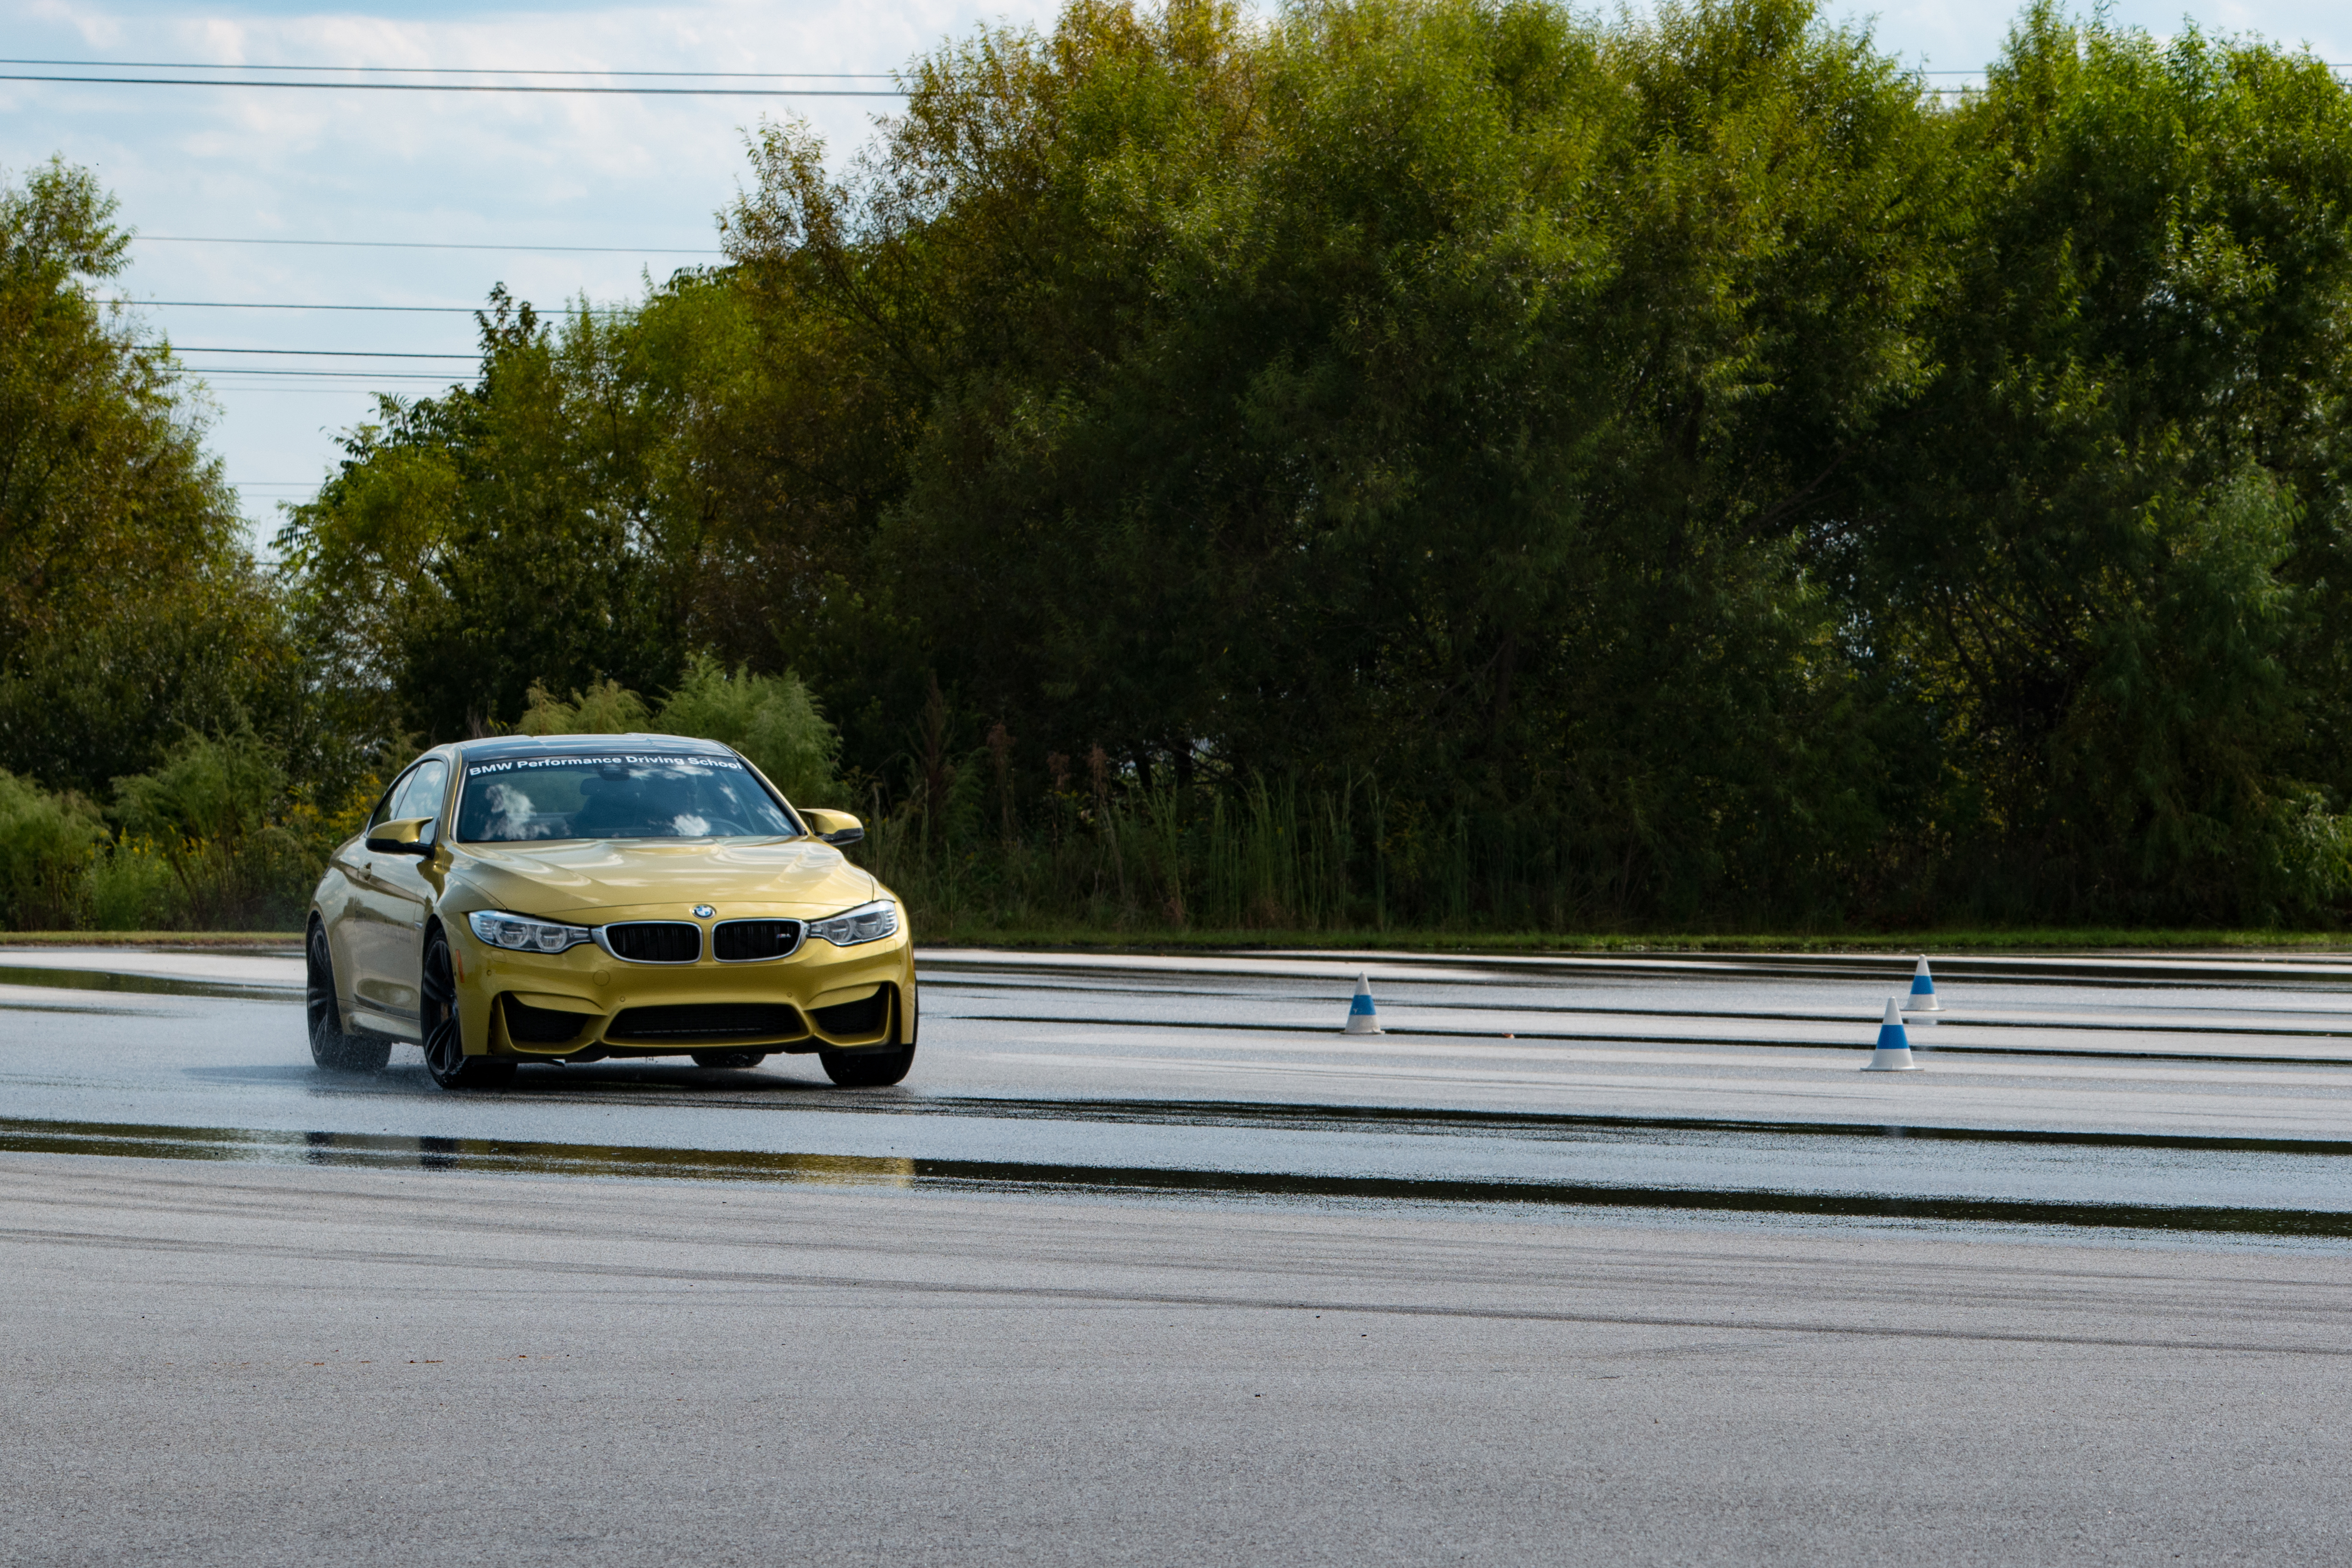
xmin=448 ymin=837 xmax=882 ymax=921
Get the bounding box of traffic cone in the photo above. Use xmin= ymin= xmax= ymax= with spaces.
xmin=1862 ymin=997 xmax=1920 ymax=1071
xmin=1903 ymin=955 xmax=1941 ymax=1023
xmin=1343 ymin=973 xmax=1383 ymax=1035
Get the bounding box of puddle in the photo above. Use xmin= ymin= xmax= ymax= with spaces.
xmin=957 ymin=1013 xmax=2352 ymax=1065
xmin=6 ymin=1113 xmax=2352 ymax=1236
xmin=947 ymin=986 xmax=2352 ymax=1038
xmin=892 ymin=1096 xmax=2352 ymax=1157
xmin=0 ymin=964 xmax=301 ymax=1003
xmin=0 ymin=999 xmax=168 ymax=1018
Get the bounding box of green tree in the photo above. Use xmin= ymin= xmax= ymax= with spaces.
xmin=279 ymin=280 xmax=747 ymax=744
xmin=277 ymin=0 xmax=2352 ymax=928
xmin=1842 ymin=7 xmax=2352 ymax=918
xmin=722 ymin=0 xmax=1953 ymax=916
xmin=0 ymin=160 xmax=298 ymax=795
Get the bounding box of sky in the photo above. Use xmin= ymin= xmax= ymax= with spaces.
xmin=3 ymin=0 xmax=2347 ymax=546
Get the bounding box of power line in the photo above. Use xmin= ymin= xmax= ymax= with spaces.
xmin=0 ymin=71 xmax=901 ymax=96
xmin=0 ymin=57 xmax=896 ymax=79
xmin=110 ymin=300 xmax=631 ymax=314
xmin=18 ymin=54 xmax=2342 ymax=81
xmin=136 ymin=235 xmax=721 ymax=255
xmin=198 ymin=382 xmax=448 ymax=392
xmin=1915 ymin=62 xmax=2350 ymax=89
xmin=173 ymin=346 xmax=478 ymax=359
xmin=184 ymin=369 xmax=462 ymax=380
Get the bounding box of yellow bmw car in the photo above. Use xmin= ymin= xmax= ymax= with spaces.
xmin=304 ymin=733 xmax=916 ymax=1090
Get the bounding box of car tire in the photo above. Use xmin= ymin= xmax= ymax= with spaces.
xmin=421 ymin=926 xmax=514 ymax=1091
xmin=307 ymin=919 xmax=391 ymax=1073
xmin=690 ymin=1050 xmax=770 ymax=1070
xmin=819 ymin=1043 xmax=916 ymax=1087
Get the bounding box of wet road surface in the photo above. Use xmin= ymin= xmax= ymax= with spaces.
xmin=9 ymin=944 xmax=2352 ymax=1226
xmin=8 ymin=944 xmax=2352 ymax=1563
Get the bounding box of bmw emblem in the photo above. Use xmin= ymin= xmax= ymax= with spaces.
xmin=692 ymin=904 xmax=715 ymax=919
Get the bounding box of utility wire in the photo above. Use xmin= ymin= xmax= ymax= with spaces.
xmin=174 ymin=346 xmax=478 ymax=358
xmin=0 ymin=57 xmax=896 ymax=78
xmin=112 ymin=299 xmax=625 ymax=313
xmin=1914 ymin=63 xmax=2350 ymax=70
xmin=136 ymin=235 xmax=721 ymax=254
xmin=183 ymin=368 xmax=462 ymax=379
xmin=1917 ymin=62 xmax=2350 ymax=92
xmin=0 ymin=71 xmax=901 ymax=95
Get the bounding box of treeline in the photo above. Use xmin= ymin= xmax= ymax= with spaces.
xmin=7 ymin=0 xmax=2352 ymax=932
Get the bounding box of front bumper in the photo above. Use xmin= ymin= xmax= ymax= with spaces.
xmin=452 ymin=910 xmax=916 ymax=1059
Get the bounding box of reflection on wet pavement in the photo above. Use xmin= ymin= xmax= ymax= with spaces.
xmin=7 ymin=943 xmax=2352 ymax=1233
xmin=11 ymin=1113 xmax=2352 ymax=1237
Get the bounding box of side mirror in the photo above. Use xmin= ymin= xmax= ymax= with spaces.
xmin=364 ymin=816 xmax=436 ymax=856
xmin=802 ymin=808 xmax=865 ymax=847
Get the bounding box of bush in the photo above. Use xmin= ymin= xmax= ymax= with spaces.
xmin=82 ymin=837 xmax=179 ymax=930
xmin=654 ymin=655 xmax=840 ymax=805
xmin=516 ymin=678 xmax=652 ymax=736
xmin=0 ymin=769 xmax=104 ymax=929
xmin=513 ymin=655 xmax=843 ymax=806
xmin=110 ymin=731 xmax=312 ymax=928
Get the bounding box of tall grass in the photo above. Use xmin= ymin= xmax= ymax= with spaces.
xmin=859 ymin=770 xmax=1663 ymax=936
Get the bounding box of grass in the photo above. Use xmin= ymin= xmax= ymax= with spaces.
xmin=886 ymin=922 xmax=2352 ymax=954
xmin=3 ymin=926 xmax=2345 ymax=955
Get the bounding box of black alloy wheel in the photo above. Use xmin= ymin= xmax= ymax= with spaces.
xmin=421 ymin=926 xmax=514 ymax=1091
xmin=689 ymin=1050 xmax=770 ymax=1070
xmin=819 ymin=986 xmax=916 ymax=1087
xmin=819 ymin=1043 xmax=916 ymax=1088
xmin=307 ymin=920 xmax=391 ymax=1073
xmin=813 ymin=1025 xmax=912 ymax=1086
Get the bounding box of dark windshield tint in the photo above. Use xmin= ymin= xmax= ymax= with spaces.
xmin=455 ymin=751 xmax=797 ymax=843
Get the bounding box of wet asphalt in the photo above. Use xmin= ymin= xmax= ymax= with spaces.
xmin=9 ymin=945 xmax=2352 ymax=1564
xmin=8 ymin=945 xmax=2352 ymax=1227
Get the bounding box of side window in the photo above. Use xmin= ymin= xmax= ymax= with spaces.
xmin=372 ymin=759 xmax=450 ymax=830
xmin=366 ymin=773 xmax=409 ymax=831
xmin=399 ymin=759 xmax=451 ymax=825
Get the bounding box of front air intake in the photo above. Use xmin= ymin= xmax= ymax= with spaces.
xmin=502 ymin=996 xmax=589 ymax=1044
xmin=600 ymin=921 xmax=701 ymax=963
xmin=606 ymin=1003 xmax=805 ymax=1042
xmin=714 ymin=918 xmax=805 ymax=962
xmin=811 ymin=989 xmax=890 ymax=1037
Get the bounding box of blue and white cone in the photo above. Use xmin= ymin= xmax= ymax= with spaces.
xmin=1344 ymin=972 xmax=1383 ymax=1035
xmin=1903 ymin=955 xmax=1940 ymax=1024
xmin=1863 ymin=997 xmax=1920 ymax=1071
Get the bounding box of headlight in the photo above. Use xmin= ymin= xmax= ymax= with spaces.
xmin=466 ymin=910 xmax=594 ymax=954
xmin=807 ymin=899 xmax=899 ymax=947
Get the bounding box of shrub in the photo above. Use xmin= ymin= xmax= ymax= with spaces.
xmin=512 ymin=655 xmax=843 ymax=806
xmin=82 ymin=837 xmax=179 ymax=930
xmin=111 ymin=732 xmax=310 ymax=928
xmin=654 ymin=655 xmax=841 ymax=806
xmin=0 ymin=769 xmax=104 ymax=929
xmin=516 ymin=678 xmax=651 ymax=736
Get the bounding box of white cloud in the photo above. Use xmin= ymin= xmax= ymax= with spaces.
xmin=1 ymin=0 xmax=1062 ymax=534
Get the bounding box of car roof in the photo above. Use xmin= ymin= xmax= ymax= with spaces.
xmin=456 ymin=732 xmax=734 ymax=764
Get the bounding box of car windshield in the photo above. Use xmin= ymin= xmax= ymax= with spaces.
xmin=455 ymin=751 xmax=798 ymax=843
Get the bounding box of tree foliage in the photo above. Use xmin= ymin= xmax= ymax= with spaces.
xmin=515 ymin=657 xmax=842 ymax=806
xmin=209 ymin=2 xmax=2352 ymax=924
xmin=0 ymin=159 xmax=299 ymax=795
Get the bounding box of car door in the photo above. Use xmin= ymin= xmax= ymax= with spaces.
xmin=320 ymin=779 xmax=395 ymax=1020
xmin=343 ymin=758 xmax=450 ymax=1030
